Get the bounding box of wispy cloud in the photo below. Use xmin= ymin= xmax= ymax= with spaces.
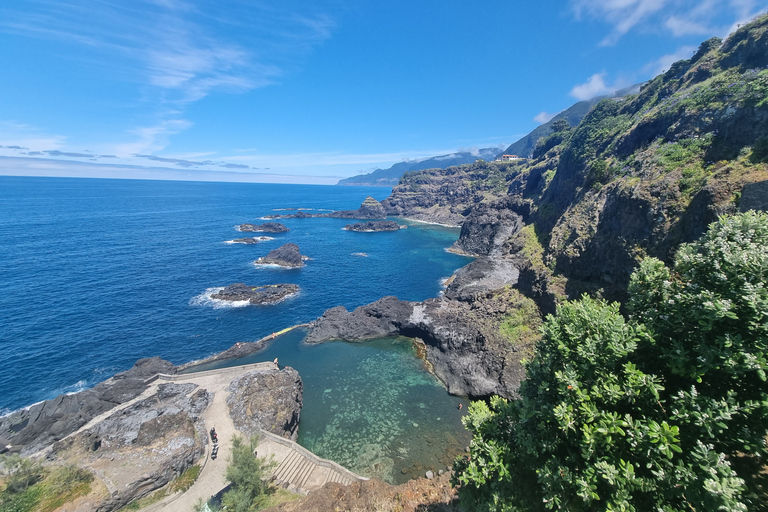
xmin=114 ymin=119 xmax=193 ymax=156
xmin=534 ymin=111 xmax=556 ymax=124
xmin=643 ymin=45 xmax=698 ymax=76
xmin=569 ymin=73 xmax=628 ymax=101
xmin=0 ymin=1 xmax=338 ymax=155
xmin=0 ymin=121 xmax=67 ymax=151
xmin=570 ymin=0 xmax=768 ymax=45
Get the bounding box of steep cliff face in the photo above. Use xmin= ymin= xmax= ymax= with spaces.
xmin=381 ymin=161 xmax=525 ymax=225
xmin=305 ymin=16 xmax=768 ymax=402
xmin=386 ymin=15 xmax=768 ymax=305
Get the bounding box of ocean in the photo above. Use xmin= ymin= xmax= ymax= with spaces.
xmin=0 ymin=175 xmax=473 ymax=482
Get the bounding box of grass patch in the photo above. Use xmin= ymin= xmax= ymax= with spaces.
xmin=169 ymin=464 xmax=201 ymax=494
xmin=0 ymin=460 xmax=93 ymax=512
xmin=516 ymin=224 xmax=546 ymax=272
xmin=499 ymin=292 xmax=542 ymax=348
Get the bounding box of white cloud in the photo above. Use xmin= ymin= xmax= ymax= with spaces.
xmin=569 ymin=73 xmax=628 ymax=100
xmin=114 ymin=119 xmax=193 ymax=156
xmin=570 ymin=0 xmax=768 ymax=44
xmin=0 ymin=121 xmax=67 ymax=151
xmin=664 ymin=15 xmax=711 ymax=36
xmin=534 ymin=111 xmax=556 ymax=124
xmin=643 ymin=45 xmax=698 ymax=76
xmin=571 ymin=0 xmax=669 ymax=45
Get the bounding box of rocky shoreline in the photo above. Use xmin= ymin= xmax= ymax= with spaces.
xmin=0 ymin=358 xmax=304 ymax=512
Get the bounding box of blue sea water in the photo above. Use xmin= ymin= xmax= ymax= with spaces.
xmin=0 ymin=176 xmax=473 ymax=481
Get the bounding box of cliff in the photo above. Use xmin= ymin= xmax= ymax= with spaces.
xmin=386 ymin=16 xmax=768 ymax=305
xmin=312 ymin=15 xmax=768 ymax=400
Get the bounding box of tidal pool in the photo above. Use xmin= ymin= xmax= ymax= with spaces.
xmin=189 ymin=328 xmax=471 ymax=483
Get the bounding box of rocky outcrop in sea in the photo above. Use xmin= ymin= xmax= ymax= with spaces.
xmin=228 ymin=236 xmax=274 ymax=244
xmin=344 ymin=220 xmax=404 ymax=232
xmin=211 ymin=283 xmax=300 ymax=304
xmin=255 ymin=243 xmax=306 ymax=268
xmin=304 ymin=293 xmax=528 ymax=399
xmin=238 ymin=222 xmax=289 ymax=233
xmin=264 ymin=197 xmax=388 ymax=220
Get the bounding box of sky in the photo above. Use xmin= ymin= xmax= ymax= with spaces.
xmin=0 ymin=0 xmax=766 ymax=185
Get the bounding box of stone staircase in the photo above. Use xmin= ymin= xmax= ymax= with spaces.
xmin=256 ymin=429 xmax=364 ymax=494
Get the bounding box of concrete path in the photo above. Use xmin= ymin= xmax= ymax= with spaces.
xmin=141 ymin=362 xmax=365 ymax=511
xmin=143 ymin=363 xmax=275 ymax=512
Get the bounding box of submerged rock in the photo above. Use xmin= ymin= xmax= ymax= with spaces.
xmin=211 ymin=283 xmax=299 ymax=304
xmin=226 ymin=366 xmax=303 ymax=441
xmin=344 ymin=221 xmax=404 ymax=232
xmin=238 ymin=222 xmax=289 ymax=233
xmin=255 ymin=243 xmax=306 ymax=268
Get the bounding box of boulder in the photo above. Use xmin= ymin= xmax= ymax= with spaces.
xmin=226 ymin=367 xmax=303 ymax=441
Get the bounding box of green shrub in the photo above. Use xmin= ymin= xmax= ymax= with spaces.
xmin=454 ymin=212 xmax=768 ymax=511
xmin=222 ymin=436 xmax=277 ymax=512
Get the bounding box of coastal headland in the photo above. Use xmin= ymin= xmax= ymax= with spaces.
xmin=3 ymin=17 xmax=768 ymax=511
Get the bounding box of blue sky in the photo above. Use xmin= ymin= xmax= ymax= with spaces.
xmin=0 ymin=0 xmax=766 ymax=184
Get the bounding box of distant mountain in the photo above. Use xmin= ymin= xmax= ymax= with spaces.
xmin=501 ymin=83 xmax=643 ymax=159
xmin=337 ymin=148 xmax=501 ymax=187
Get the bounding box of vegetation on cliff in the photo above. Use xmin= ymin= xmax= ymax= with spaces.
xmin=385 ymin=13 xmax=768 ymax=305
xmin=453 ymin=211 xmax=768 ymax=511
xmin=0 ymin=455 xmax=94 ymax=512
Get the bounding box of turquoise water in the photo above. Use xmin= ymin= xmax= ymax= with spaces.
xmin=194 ymin=330 xmax=470 ymax=483
xmin=0 ymin=176 xmax=473 ymax=482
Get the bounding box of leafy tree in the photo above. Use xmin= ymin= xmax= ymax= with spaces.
xmin=453 ymin=211 xmax=768 ymax=511
xmin=222 ymin=435 xmax=276 ymax=512
xmin=550 ymin=119 xmax=570 ymax=133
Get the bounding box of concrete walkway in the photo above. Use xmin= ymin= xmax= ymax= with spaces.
xmin=140 ymin=362 xmax=365 ymax=511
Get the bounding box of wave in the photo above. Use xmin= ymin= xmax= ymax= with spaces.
xmin=252 ymin=262 xmax=300 ymax=270
xmin=189 ymin=287 xmax=251 ymax=309
xmin=224 ymin=236 xmax=274 ymax=244
xmin=352 ymin=252 xmax=369 ymax=257
xmin=62 ymin=380 xmax=88 ymax=395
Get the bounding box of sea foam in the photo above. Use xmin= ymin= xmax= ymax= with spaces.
xmin=190 ymin=287 xmax=251 ymax=309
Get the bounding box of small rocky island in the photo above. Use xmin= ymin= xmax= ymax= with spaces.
xmin=228 ymin=236 xmax=273 ymax=244
xmin=238 ymin=222 xmax=289 ymax=233
xmin=211 ymin=283 xmax=300 ymax=304
xmin=264 ymin=197 xmax=387 ymax=220
xmin=344 ymin=220 xmax=405 ymax=232
xmin=254 ymin=243 xmax=307 ymax=268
